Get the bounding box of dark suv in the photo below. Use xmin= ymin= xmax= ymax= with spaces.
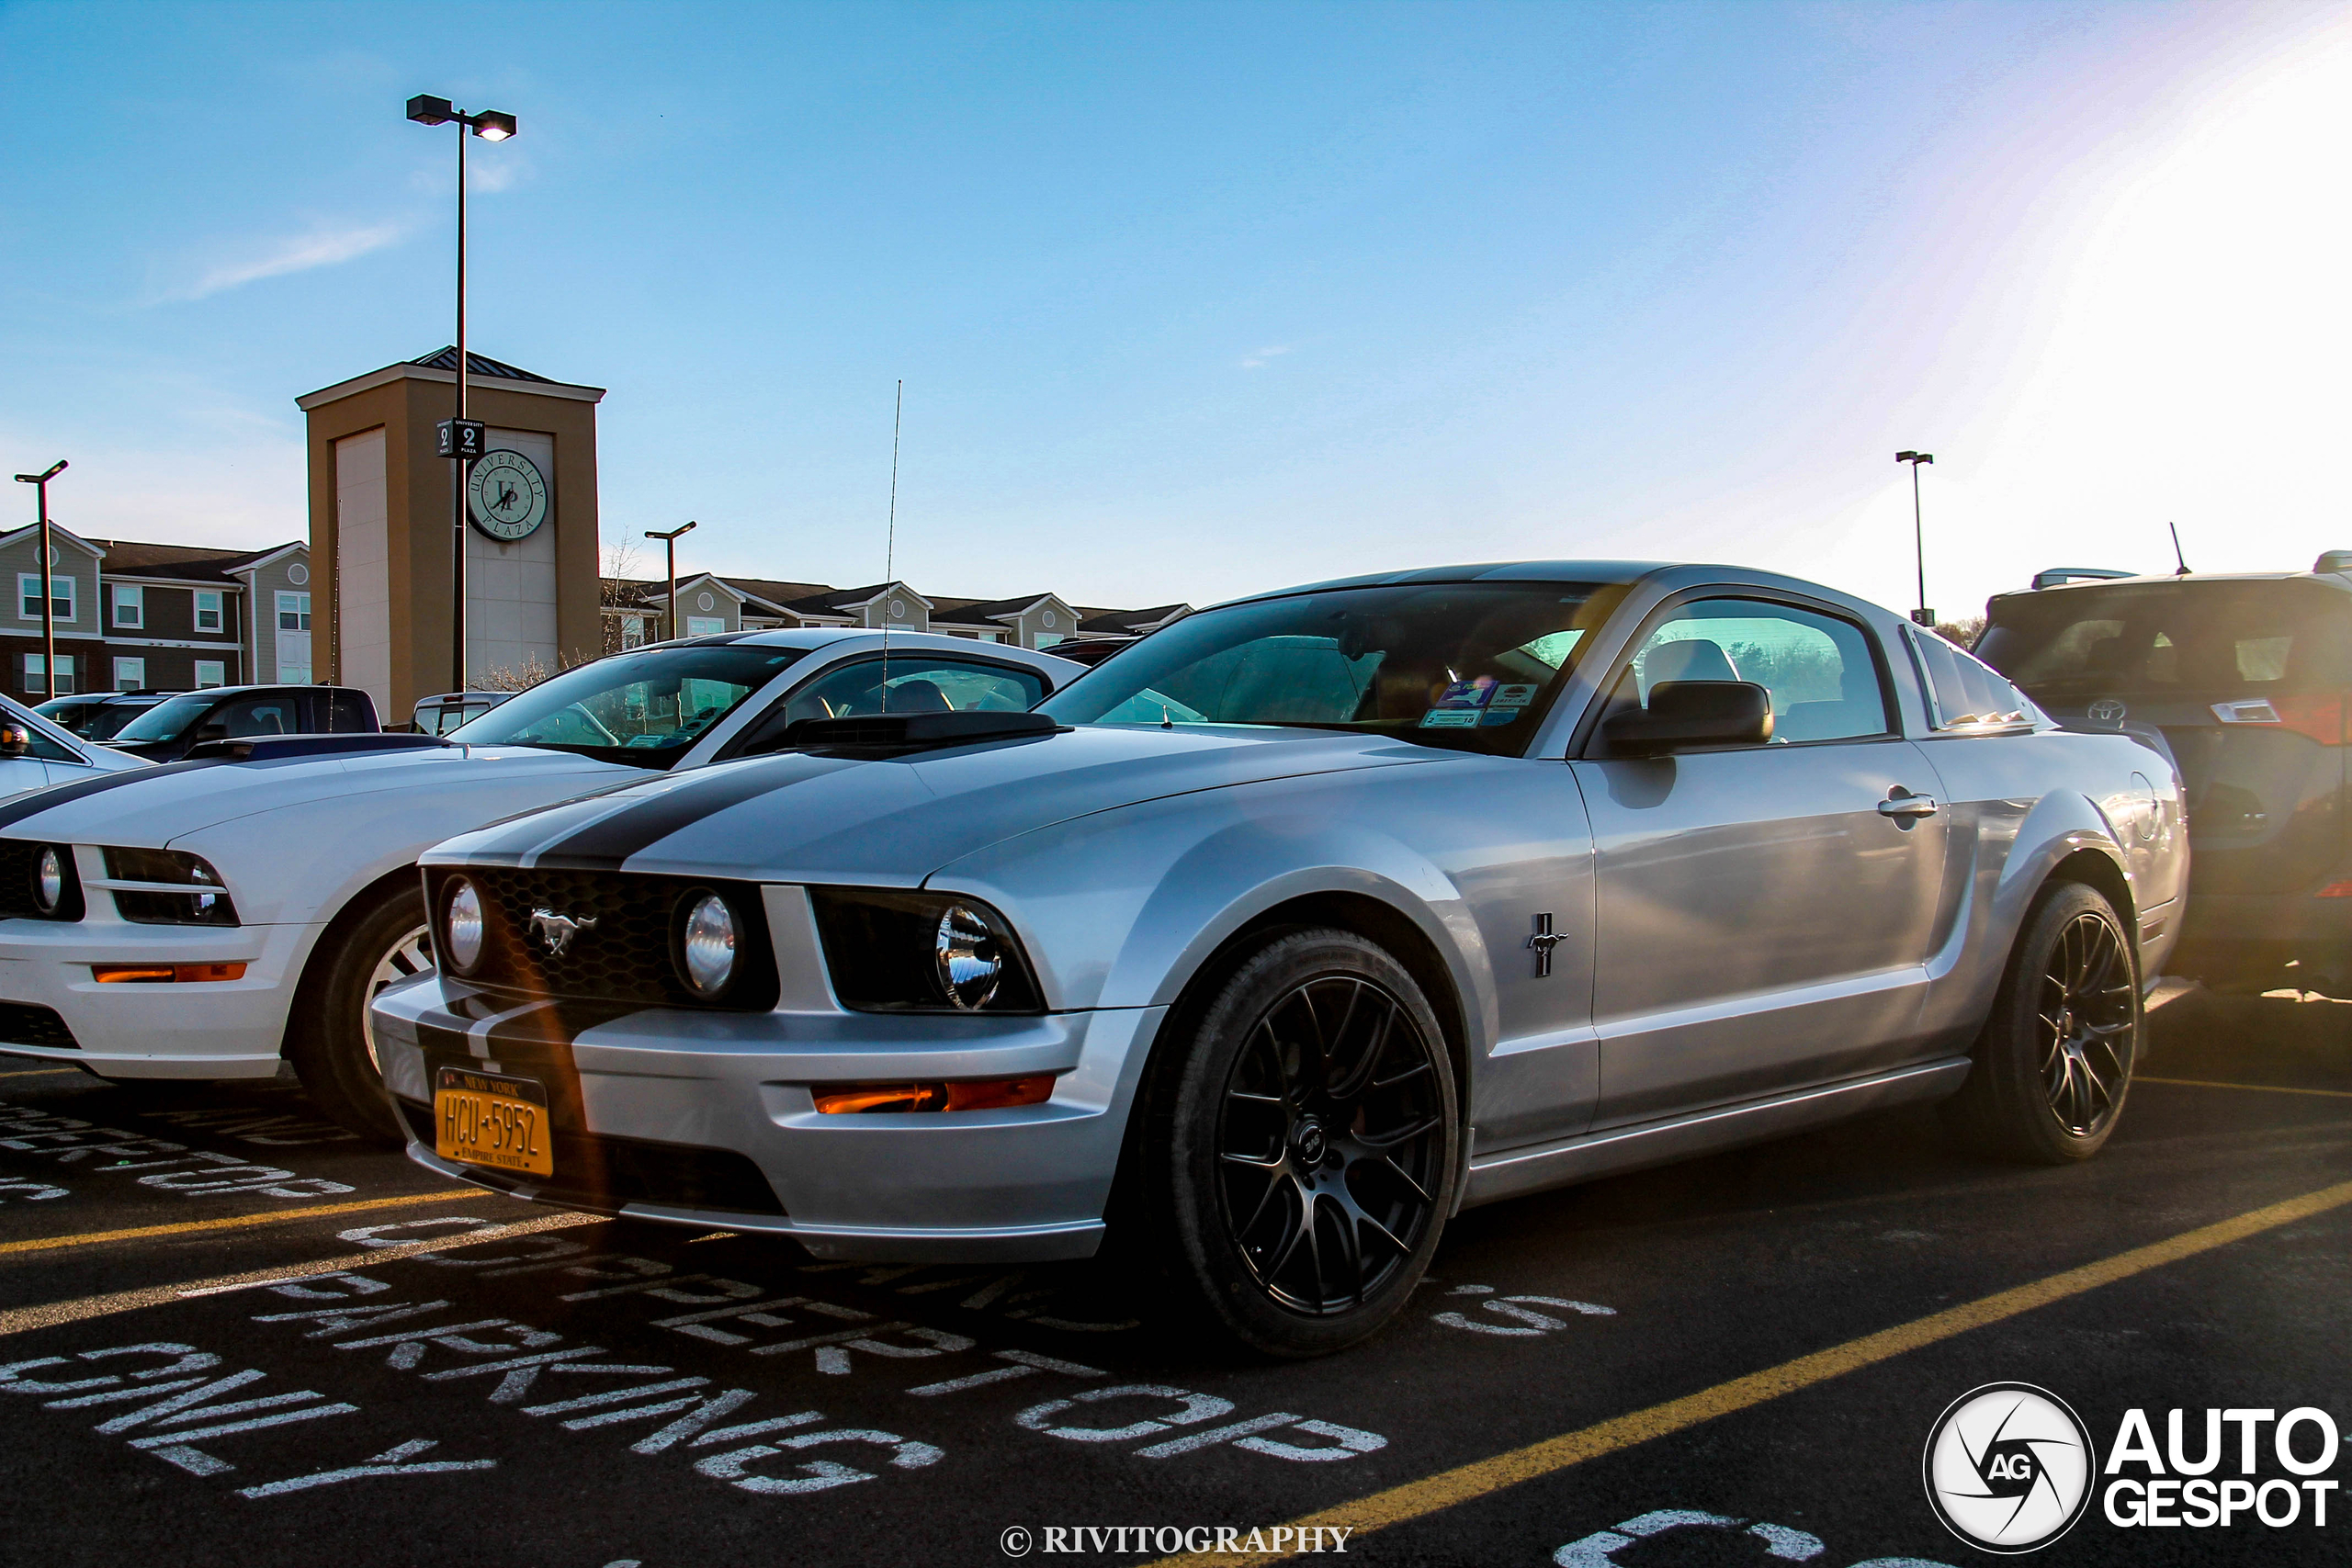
xmin=100 ymin=684 xmax=380 ymax=762
xmin=1977 ymin=557 xmax=2352 ymax=995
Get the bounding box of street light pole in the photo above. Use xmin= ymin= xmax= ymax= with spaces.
xmin=1896 ymin=450 xmax=1935 ymax=626
xmin=12 ymin=460 xmax=66 ymax=698
xmin=646 ymin=522 xmax=698 ymax=642
xmin=407 ymin=95 xmax=517 ymax=694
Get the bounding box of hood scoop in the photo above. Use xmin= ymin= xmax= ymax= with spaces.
xmin=781 ymin=711 xmax=1065 ymax=753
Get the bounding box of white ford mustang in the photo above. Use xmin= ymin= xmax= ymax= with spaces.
xmin=0 ymin=631 xmax=1078 ymax=1134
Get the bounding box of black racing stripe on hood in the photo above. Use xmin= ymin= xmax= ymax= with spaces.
xmin=0 ymin=758 xmax=227 ymax=833
xmin=527 ymin=755 xmax=857 ymax=869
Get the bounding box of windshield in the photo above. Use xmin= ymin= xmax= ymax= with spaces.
xmin=1039 ymin=581 xmax=1624 ymax=753
xmin=110 ymin=693 xmax=218 ymax=744
xmin=34 ymin=699 xmax=107 ymax=737
xmin=1979 ymin=581 xmax=2352 ymax=701
xmin=447 ymin=644 xmax=808 ymax=765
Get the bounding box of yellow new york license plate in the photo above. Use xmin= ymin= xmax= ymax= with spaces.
xmin=435 ymin=1066 xmax=554 ymax=1179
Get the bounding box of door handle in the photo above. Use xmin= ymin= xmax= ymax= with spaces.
xmin=1879 ymin=792 xmax=1940 ymax=818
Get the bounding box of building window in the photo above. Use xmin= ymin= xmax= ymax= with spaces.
xmin=113 ymin=657 xmax=146 ymax=692
xmin=194 ymin=591 xmax=223 ymax=631
xmin=277 ymin=592 xmax=311 ymax=631
xmin=17 ymin=573 xmax=72 ymax=623
xmin=113 ymin=584 xmax=143 ymax=628
xmin=686 ymin=616 xmax=725 ymax=637
xmin=621 ymin=615 xmax=646 ymax=649
xmin=194 ymin=660 xmax=225 ymax=688
xmin=976 ymin=630 xmax=1001 ymax=642
xmin=1035 ymin=633 xmax=1065 ymax=649
xmin=23 ymin=654 xmax=74 ymax=694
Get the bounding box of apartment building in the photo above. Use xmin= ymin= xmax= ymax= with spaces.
xmin=603 ymin=573 xmax=1189 ymax=655
xmin=0 ymin=524 xmax=313 ymax=696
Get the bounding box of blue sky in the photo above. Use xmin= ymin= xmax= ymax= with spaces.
xmin=4 ymin=1 xmax=2347 ymax=619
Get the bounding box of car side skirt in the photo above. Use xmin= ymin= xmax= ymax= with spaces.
xmin=1460 ymin=1055 xmax=1972 ymax=1208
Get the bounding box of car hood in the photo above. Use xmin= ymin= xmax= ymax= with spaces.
xmin=0 ymin=744 xmax=637 ymax=846
xmin=424 ymin=726 xmax=1444 ymax=885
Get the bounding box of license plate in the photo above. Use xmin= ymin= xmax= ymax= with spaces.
xmin=435 ymin=1066 xmax=553 ymax=1179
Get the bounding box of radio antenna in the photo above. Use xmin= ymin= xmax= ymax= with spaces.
xmin=2168 ymin=521 xmax=2189 ymax=576
xmin=881 ymin=380 xmax=902 ymax=684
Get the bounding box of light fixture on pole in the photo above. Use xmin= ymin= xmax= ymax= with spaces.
xmin=1895 ymin=450 xmax=1936 ymax=627
xmin=646 ymin=522 xmax=697 ymax=642
xmin=12 ymin=460 xmax=67 ymax=698
xmin=407 ymin=93 xmax=518 ymax=694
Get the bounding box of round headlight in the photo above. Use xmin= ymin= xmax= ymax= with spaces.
xmin=32 ymin=848 xmax=64 ymax=914
xmin=679 ymin=892 xmax=738 ymax=998
xmin=934 ymin=903 xmax=1004 ymax=1010
xmin=444 ymin=878 xmax=485 ymax=972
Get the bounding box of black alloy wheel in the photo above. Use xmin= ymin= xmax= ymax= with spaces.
xmin=1134 ymin=928 xmax=1460 ymax=1357
xmin=1216 ymin=975 xmax=1447 ymax=1314
xmin=1943 ymin=880 xmax=2139 ymax=1165
xmin=2038 ymin=908 xmax=2134 ymax=1138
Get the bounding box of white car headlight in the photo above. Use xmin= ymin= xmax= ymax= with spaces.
xmin=677 ymin=891 xmax=738 ymax=998
xmin=34 ymin=848 xmax=65 ymax=914
xmin=444 ymin=878 xmax=485 ymax=973
xmin=934 ymin=903 xmax=1007 ymax=1011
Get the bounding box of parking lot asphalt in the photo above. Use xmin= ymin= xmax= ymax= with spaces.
xmin=2 ymin=992 xmax=2344 ymax=1568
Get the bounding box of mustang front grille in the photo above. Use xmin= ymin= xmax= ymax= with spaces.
xmin=424 ymin=866 xmax=778 ymax=1010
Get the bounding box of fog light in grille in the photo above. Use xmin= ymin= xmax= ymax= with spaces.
xmin=34 ymin=848 xmax=66 ymax=913
xmin=92 ymin=963 xmax=248 ymax=984
xmin=678 ymin=891 xmax=738 ymax=997
xmin=811 ymin=1077 xmax=1056 ymax=1115
xmin=445 ymin=878 xmax=485 ymax=972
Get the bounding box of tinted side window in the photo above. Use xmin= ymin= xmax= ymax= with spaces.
xmin=1908 ymin=628 xmax=2033 ymax=730
xmin=327 ymin=691 xmax=376 ymax=731
xmin=781 ymin=658 xmax=1046 ymax=728
xmin=17 ymin=724 xmax=80 ymax=763
xmin=203 ymin=697 xmax=300 ymax=739
xmin=1612 ymin=599 xmax=1890 ymax=743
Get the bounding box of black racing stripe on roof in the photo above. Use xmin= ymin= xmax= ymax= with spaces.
xmin=0 ymin=758 xmax=228 ymax=833
xmin=526 ymin=756 xmax=855 ymax=869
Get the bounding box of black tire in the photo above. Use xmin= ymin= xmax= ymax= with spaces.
xmin=1941 ymin=881 xmax=2139 ymax=1165
xmin=287 ymin=881 xmax=432 ymax=1142
xmin=1134 ymin=928 xmax=1461 ymax=1358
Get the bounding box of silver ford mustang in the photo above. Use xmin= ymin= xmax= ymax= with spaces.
xmin=373 ymin=561 xmax=2187 ymax=1356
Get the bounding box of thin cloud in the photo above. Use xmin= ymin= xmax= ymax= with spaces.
xmin=1239 ymin=344 xmax=1293 ymax=369
xmin=155 ymin=221 xmax=408 ymax=304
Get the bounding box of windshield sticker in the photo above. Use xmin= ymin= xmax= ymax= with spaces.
xmin=1478 ymin=707 xmax=1521 ymax=726
xmin=1435 ymin=678 xmax=1498 ymax=709
xmin=1489 ymin=683 xmax=1540 ymax=708
xmin=1419 ymin=709 xmax=1482 ymax=728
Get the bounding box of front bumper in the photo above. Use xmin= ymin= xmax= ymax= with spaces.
xmin=370 ymin=973 xmax=1164 ymax=1262
xmin=0 ymin=914 xmax=311 ymax=1078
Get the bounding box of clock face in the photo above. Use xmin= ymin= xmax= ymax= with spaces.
xmin=467 ymin=449 xmax=549 ymax=542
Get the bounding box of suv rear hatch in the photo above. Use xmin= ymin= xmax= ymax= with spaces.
xmin=1978 ymin=577 xmax=2352 ymax=895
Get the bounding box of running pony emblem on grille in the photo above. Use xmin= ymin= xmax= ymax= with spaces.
xmin=527 ymin=908 xmax=598 ymax=957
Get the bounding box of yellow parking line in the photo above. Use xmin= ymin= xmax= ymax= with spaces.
xmin=1152 ymin=1178 xmax=2352 ymax=1568
xmin=0 ymin=1190 xmax=480 ymax=1258
xmin=0 ymin=1211 xmax=607 ymax=1338
xmin=2138 ymin=1075 xmax=2352 ymax=1100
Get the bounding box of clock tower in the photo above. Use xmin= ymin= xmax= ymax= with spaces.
xmin=297 ymin=350 xmax=605 ymax=726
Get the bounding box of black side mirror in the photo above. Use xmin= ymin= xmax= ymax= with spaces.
xmin=0 ymin=725 xmax=28 ymax=759
xmin=1600 ymin=680 xmax=1774 ymax=756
